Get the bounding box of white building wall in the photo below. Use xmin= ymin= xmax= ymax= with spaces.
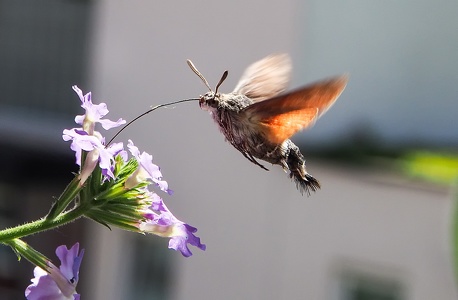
xmin=83 ymin=0 xmax=458 ymax=299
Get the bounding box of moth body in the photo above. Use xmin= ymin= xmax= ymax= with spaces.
xmin=200 ymin=90 xmax=319 ymax=194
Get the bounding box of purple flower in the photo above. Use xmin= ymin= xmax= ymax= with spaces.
xmin=140 ymin=194 xmax=206 ymax=257
xmin=168 ymin=223 xmax=205 ymax=257
xmin=126 ymin=140 xmax=171 ymax=194
xmin=63 ymin=129 xmax=123 ymax=184
xmin=63 ymin=86 xmax=126 ymax=183
xmin=72 ymin=85 xmax=125 ymax=135
xmin=25 ymin=243 xmax=84 ymax=300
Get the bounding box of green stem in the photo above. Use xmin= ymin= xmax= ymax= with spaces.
xmin=47 ymin=176 xmax=83 ymax=220
xmin=0 ymin=204 xmax=89 ymax=243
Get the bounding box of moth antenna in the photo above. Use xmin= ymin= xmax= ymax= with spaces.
xmin=187 ymin=59 xmax=212 ymax=91
xmin=214 ymin=70 xmax=228 ymax=95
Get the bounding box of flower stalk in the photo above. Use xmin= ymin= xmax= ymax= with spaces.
xmin=0 ymin=205 xmax=88 ymax=243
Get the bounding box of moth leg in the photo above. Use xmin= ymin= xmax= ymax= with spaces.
xmin=242 ymin=151 xmax=269 ymax=171
xmin=229 ymin=139 xmax=269 ymax=170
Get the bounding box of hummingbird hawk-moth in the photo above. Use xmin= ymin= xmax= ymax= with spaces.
xmin=187 ymin=54 xmax=348 ymax=195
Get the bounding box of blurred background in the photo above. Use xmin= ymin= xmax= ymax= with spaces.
xmin=0 ymin=0 xmax=457 ymax=299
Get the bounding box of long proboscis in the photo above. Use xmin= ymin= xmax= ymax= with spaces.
xmin=106 ymin=98 xmax=199 ymax=146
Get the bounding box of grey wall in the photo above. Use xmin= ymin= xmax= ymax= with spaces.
xmin=84 ymin=0 xmax=458 ymax=299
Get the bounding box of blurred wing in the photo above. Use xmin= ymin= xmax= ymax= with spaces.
xmin=243 ymin=75 xmax=348 ymax=144
xmin=233 ymin=53 xmax=292 ymax=102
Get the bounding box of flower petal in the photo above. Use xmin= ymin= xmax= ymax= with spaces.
xmin=127 ymin=140 xmax=171 ymax=194
xmin=140 ymin=195 xmax=205 ymax=257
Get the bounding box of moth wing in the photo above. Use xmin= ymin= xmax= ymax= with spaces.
xmin=243 ymin=75 xmax=348 ymax=144
xmin=233 ymin=53 xmax=292 ymax=102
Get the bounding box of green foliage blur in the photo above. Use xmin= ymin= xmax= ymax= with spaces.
xmin=400 ymin=151 xmax=458 ymax=185
xmin=399 ymin=150 xmax=458 ymax=284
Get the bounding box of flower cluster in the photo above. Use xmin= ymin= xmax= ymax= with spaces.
xmin=19 ymin=86 xmax=206 ymax=299
xmin=63 ymin=86 xmax=205 ymax=257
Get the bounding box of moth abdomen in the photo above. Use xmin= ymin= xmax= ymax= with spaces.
xmin=284 ymin=140 xmax=320 ymax=195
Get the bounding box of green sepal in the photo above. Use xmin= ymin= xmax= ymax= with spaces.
xmin=6 ymin=239 xmax=49 ymax=271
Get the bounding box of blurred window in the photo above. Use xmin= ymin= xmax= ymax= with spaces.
xmin=123 ymin=237 xmax=173 ymax=300
xmin=0 ymin=0 xmax=92 ymax=145
xmin=0 ymin=0 xmax=91 ymax=298
xmin=338 ymin=271 xmax=404 ymax=300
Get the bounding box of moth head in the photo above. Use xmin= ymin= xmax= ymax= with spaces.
xmin=200 ymin=91 xmax=218 ymax=109
xmin=187 ymin=59 xmax=228 ymax=109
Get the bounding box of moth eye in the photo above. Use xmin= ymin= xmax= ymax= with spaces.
xmin=205 ymin=95 xmax=219 ymax=106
